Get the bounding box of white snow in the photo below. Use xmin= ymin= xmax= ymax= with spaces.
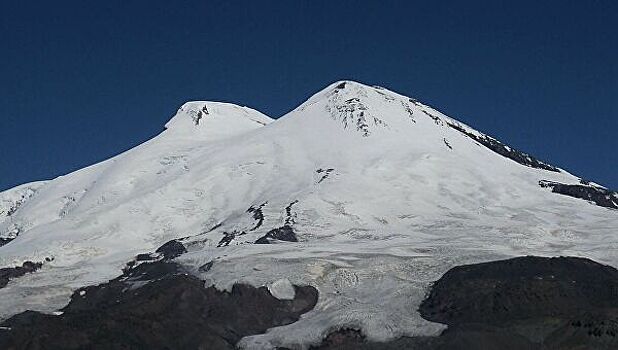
xmin=267 ymin=278 xmax=295 ymax=300
xmin=0 ymin=181 xmax=48 ymax=240
xmin=0 ymin=80 xmax=616 ymax=349
xmin=164 ymin=101 xmax=273 ymax=140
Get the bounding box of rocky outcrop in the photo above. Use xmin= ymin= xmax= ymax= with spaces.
xmin=255 ymin=225 xmax=298 ymax=244
xmin=3 ymin=254 xmax=618 ymax=350
xmin=0 ymin=261 xmax=43 ymax=289
xmin=315 ymin=256 xmax=618 ymax=350
xmin=0 ymin=259 xmax=318 ymax=350
xmin=540 ymin=180 xmax=618 ymax=209
xmin=447 ymin=121 xmax=560 ymax=172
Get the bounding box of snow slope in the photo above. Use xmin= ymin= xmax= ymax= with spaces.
xmin=0 ymin=81 xmax=616 ymax=349
xmin=0 ymin=181 xmax=48 ymax=244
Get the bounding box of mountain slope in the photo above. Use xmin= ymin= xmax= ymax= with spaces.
xmin=0 ymin=81 xmax=616 ymax=349
xmin=0 ymin=181 xmax=48 ymax=246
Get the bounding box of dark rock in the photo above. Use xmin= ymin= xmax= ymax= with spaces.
xmin=218 ymin=232 xmax=235 ymax=247
xmin=330 ymin=97 xmax=374 ymax=136
xmin=314 ymin=256 xmax=618 ymax=350
xmin=443 ymin=138 xmax=452 ymax=150
xmin=447 ymin=121 xmax=560 ymax=172
xmin=0 ymin=259 xmax=318 ymax=350
xmin=316 ymin=168 xmax=335 ymax=183
xmin=310 ymin=329 xmax=366 ymax=349
xmin=284 ymin=200 xmax=299 ymax=225
xmin=421 ymin=109 xmax=445 ymax=126
xmin=155 ymin=239 xmax=187 ymax=260
xmin=0 ymin=227 xmax=22 ymax=247
xmin=418 ymin=256 xmax=618 ymax=349
xmin=5 ymin=254 xmax=617 ymax=349
xmin=255 ymin=225 xmax=297 ymax=244
xmin=247 ymin=202 xmax=268 ymax=231
xmin=420 ymin=256 xmax=618 ymax=325
xmin=0 ymin=261 xmax=43 ymax=289
xmin=336 ymin=82 xmax=347 ymax=89
xmin=126 ymin=260 xmax=184 ymax=281
xmin=193 ymin=105 xmax=209 ymax=125
xmin=255 ymin=235 xmax=271 ymax=244
xmin=217 ymin=230 xmax=245 ymax=247
xmin=268 ymin=225 xmax=297 ymax=242
xmin=540 ymin=180 xmax=618 ymax=210
xmin=135 ymin=253 xmax=155 ymax=261
xmin=312 ymin=326 xmax=536 ymax=350
xmin=199 ymin=261 xmax=214 ymax=273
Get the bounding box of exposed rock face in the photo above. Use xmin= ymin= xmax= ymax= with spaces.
xmin=315 ymin=256 xmax=618 ymax=350
xmin=155 ymin=239 xmax=187 ymax=259
xmin=540 ymin=180 xmax=618 ymax=210
xmin=0 ymin=260 xmax=318 ymax=350
xmin=0 ymin=261 xmax=43 ymax=289
xmin=255 ymin=225 xmax=297 ymax=244
xmin=2 ymin=252 xmax=618 ymax=350
xmin=419 ymin=256 xmax=618 ymax=325
xmin=446 ymin=121 xmax=560 ymax=172
xmin=310 ymin=328 xmax=536 ymax=350
xmin=247 ymin=202 xmax=268 ymax=231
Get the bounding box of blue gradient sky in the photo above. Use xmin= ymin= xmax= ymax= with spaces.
xmin=1 ymin=1 xmax=616 ymax=191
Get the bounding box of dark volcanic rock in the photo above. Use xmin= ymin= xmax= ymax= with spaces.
xmin=419 ymin=256 xmax=618 ymax=325
xmin=155 ymin=239 xmax=187 ymax=259
xmin=217 ymin=229 xmax=246 ymax=247
xmin=417 ymin=256 xmax=618 ymax=349
xmin=284 ymin=200 xmax=299 ymax=225
xmin=4 ymin=255 xmax=617 ymax=349
xmin=309 ymin=329 xmax=367 ymax=349
xmin=255 ymin=225 xmax=298 ymax=244
xmin=135 ymin=253 xmax=155 ymax=261
xmin=247 ymin=202 xmax=268 ymax=231
xmin=311 ymin=326 xmax=536 ymax=350
xmin=0 ymin=261 xmax=43 ymax=289
xmin=0 ymin=260 xmax=318 ymax=350
xmin=314 ymin=256 xmax=618 ymax=350
xmin=540 ymin=180 xmax=618 ymax=210
xmin=316 ymin=168 xmax=335 ymax=184
xmin=447 ymin=121 xmax=560 ymax=172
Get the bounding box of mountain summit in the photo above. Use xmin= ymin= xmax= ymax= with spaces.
xmin=164 ymin=101 xmax=273 ymax=139
xmin=0 ymin=81 xmax=616 ymax=349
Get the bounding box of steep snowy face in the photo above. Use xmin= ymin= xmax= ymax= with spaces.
xmin=0 ymin=81 xmax=616 ymax=349
xmin=164 ymin=101 xmax=273 ymax=140
xmin=0 ymin=181 xmax=48 ymax=246
xmin=289 ymin=81 xmax=420 ymax=137
xmin=275 ymin=80 xmax=561 ymax=177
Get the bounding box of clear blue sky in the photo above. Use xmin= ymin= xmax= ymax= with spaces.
xmin=1 ymin=1 xmax=616 ymax=191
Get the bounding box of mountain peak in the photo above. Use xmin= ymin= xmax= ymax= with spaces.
xmin=290 ymin=80 xmax=431 ymax=137
xmin=280 ymin=81 xmax=562 ymax=174
xmin=301 ymin=80 xmax=385 ymax=105
xmin=164 ymin=101 xmax=273 ymax=140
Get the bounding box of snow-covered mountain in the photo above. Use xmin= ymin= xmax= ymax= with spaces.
xmin=1 ymin=81 xmax=617 ymax=349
